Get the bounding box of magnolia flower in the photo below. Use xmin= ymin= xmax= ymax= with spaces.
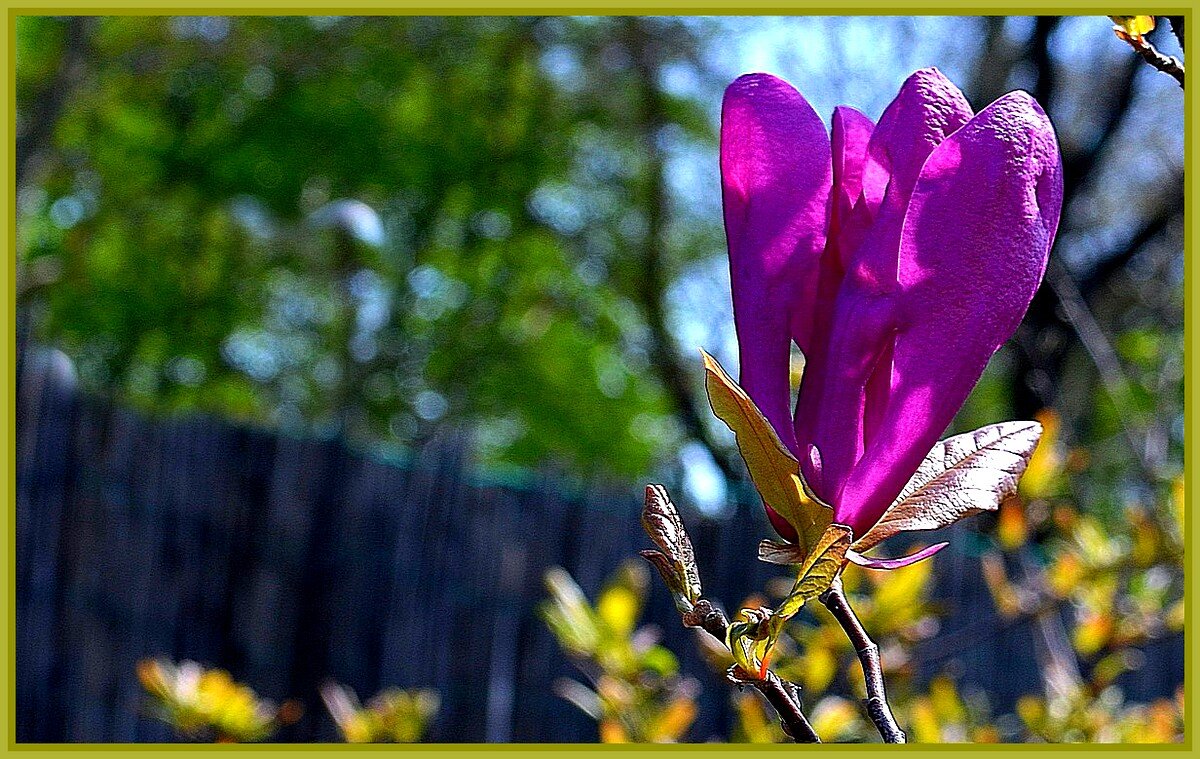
xmin=721 ymin=68 xmax=1063 ymax=548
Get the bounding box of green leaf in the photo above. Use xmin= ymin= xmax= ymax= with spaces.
xmin=540 ymin=567 xmax=601 ymax=655
xmin=700 ymin=349 xmax=832 ymax=555
xmin=746 ymin=525 xmax=852 ymax=675
xmin=725 ymin=607 xmax=772 ymax=679
xmin=776 ymin=524 xmax=853 ymax=620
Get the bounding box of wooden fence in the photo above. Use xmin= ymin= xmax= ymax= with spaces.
xmin=15 ymin=343 xmax=1183 ymax=742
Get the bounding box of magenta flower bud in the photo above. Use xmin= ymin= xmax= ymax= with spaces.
xmin=721 ymin=68 xmax=1063 ymax=541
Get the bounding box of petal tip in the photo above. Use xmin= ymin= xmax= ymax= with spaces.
xmin=846 ymin=541 xmax=949 ymax=570
xmin=725 ymin=72 xmax=797 ymax=100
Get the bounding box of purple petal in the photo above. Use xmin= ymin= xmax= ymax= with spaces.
xmin=846 ymin=542 xmax=949 ymax=570
xmin=792 ymin=107 xmax=874 ymax=483
xmin=798 ymin=70 xmax=974 ymax=507
xmin=722 ymin=73 xmax=831 ymax=455
xmin=860 ymin=68 xmax=974 ymax=216
xmin=837 ymin=91 xmax=1064 ymax=535
xmin=830 ymin=105 xmax=875 ymax=258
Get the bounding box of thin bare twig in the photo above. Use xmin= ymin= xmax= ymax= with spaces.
xmin=684 ymin=600 xmax=821 ymax=743
xmin=818 ymin=577 xmax=906 ymax=744
xmin=639 ymin=485 xmax=819 ymax=742
xmin=1115 ymin=28 xmax=1185 ymax=88
xmin=1045 ymin=259 xmax=1159 ymax=478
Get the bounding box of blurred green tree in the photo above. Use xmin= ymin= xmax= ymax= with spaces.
xmin=16 ymin=16 xmax=1183 ymax=516
xmin=16 ymin=16 xmax=724 ymax=480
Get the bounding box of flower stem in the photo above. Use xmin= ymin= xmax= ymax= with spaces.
xmin=818 ymin=577 xmax=907 ymax=744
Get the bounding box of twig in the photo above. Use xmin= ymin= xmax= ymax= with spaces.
xmin=1167 ymin=16 xmax=1184 ymax=51
xmin=684 ymin=601 xmax=821 ymax=743
xmin=818 ymin=577 xmax=906 ymax=744
xmin=639 ymin=485 xmax=819 ymax=743
xmin=1115 ymin=28 xmax=1185 ymax=88
xmin=1045 ymin=259 xmax=1159 ymax=480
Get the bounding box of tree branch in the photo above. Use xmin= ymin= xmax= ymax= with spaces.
xmin=623 ymin=19 xmax=744 ymax=486
xmin=1046 ymin=259 xmax=1162 ymax=478
xmin=16 ymin=17 xmax=92 ymax=188
xmin=639 ymin=485 xmax=819 ymax=743
xmin=684 ymin=600 xmax=821 ymax=743
xmin=1011 ymin=17 xmax=1142 ymax=417
xmin=1077 ymin=186 xmax=1183 ymax=299
xmin=818 ymin=577 xmax=906 ymax=744
xmin=1114 ymin=27 xmax=1185 ymax=88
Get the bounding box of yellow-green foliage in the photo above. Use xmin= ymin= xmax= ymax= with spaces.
xmin=321 ymin=683 xmax=439 ymax=743
xmin=541 ymin=559 xmax=698 ymax=742
xmin=137 ymin=658 xmax=300 ymax=742
xmin=747 ymin=407 xmax=1184 ymax=744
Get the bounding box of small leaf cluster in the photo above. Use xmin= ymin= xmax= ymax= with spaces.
xmin=540 ymin=560 xmax=699 ymax=743
xmin=137 ymin=657 xmax=301 ymax=742
xmin=978 ymin=408 xmax=1184 ymax=742
xmin=320 ymin=682 xmax=439 ymax=743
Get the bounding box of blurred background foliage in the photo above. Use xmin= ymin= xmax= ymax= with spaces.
xmin=540 ymin=560 xmax=700 ymax=742
xmin=320 ymin=682 xmax=439 ymax=743
xmin=137 ymin=657 xmax=303 ymax=742
xmin=543 ymin=420 xmax=1185 ymax=742
xmin=16 ymin=14 xmax=1184 ymax=744
xmin=16 ymin=15 xmax=1183 ymax=503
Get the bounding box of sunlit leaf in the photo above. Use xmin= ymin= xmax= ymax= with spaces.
xmin=869 ymin=553 xmax=935 ymax=629
xmin=733 ymin=692 xmax=779 ymax=743
xmin=649 ymin=695 xmax=697 ymax=742
xmin=1016 ymin=695 xmax=1045 ymax=731
xmin=801 ymin=644 xmax=838 ymax=695
xmin=1092 ymin=652 xmax=1129 ymax=688
xmin=853 ymin=421 xmax=1043 ymax=553
xmin=809 ymin=696 xmax=862 ymax=742
xmin=757 ymin=539 xmax=807 ymax=566
xmin=775 ymin=524 xmax=853 ymax=621
xmin=1072 ymin=613 xmax=1113 ymax=656
xmin=928 ymin=676 xmax=967 ymax=724
xmin=599 ymin=719 xmax=628 ymax=743
xmin=540 ymin=567 xmax=601 ymax=655
xmin=1110 ymin=15 xmax=1156 ymax=38
xmin=981 ymin=552 xmax=1021 ymax=617
xmin=597 ymin=560 xmax=647 ymax=637
xmin=701 ymin=349 xmax=832 ymax=554
xmin=1166 ymin=598 xmax=1184 ymax=631
xmin=909 ymin=697 xmax=941 ymax=743
xmin=1047 ymin=553 xmax=1084 ymax=598
xmin=1020 ymin=409 xmax=1062 ymax=499
xmin=726 ymin=608 xmax=772 ymax=678
xmin=639 ymin=646 xmax=679 ymax=678
xmin=997 ymin=497 xmax=1028 ymax=550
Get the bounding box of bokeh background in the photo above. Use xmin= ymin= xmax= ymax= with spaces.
xmin=15 ymin=15 xmax=1185 ymax=743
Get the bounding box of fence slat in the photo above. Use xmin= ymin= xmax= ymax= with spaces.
xmin=14 ymin=347 xmax=1184 ymax=743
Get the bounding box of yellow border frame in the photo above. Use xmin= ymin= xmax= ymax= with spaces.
xmin=2 ymin=6 xmax=1192 ymax=754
